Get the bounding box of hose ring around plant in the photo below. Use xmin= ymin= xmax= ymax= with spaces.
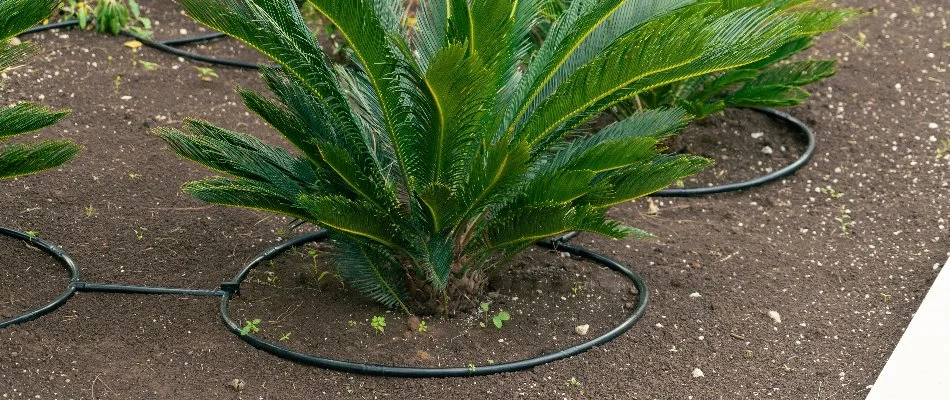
xmin=219 ymin=230 xmax=650 ymax=378
xmin=0 ymin=227 xmax=80 ymax=329
xmin=22 ymin=20 xmax=260 ymax=70
xmin=653 ymin=107 xmax=815 ymax=197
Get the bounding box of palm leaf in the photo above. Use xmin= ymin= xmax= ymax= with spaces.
xmin=0 ymin=140 xmax=81 ymax=180
xmin=0 ymin=103 xmax=70 ymax=140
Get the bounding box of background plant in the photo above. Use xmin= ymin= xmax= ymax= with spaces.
xmin=160 ymin=0 xmax=852 ymax=315
xmin=544 ymin=0 xmax=856 ymax=119
xmin=58 ymin=0 xmax=152 ymax=37
xmin=0 ymin=0 xmax=80 ymax=181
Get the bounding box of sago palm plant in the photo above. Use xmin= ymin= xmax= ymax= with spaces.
xmin=159 ymin=0 xmax=852 ymax=314
xmin=0 ymin=0 xmax=80 ymax=181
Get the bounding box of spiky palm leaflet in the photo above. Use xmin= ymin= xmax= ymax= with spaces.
xmin=161 ymin=0 xmax=850 ymax=313
xmin=0 ymin=0 xmax=79 ymax=181
xmin=542 ymin=0 xmax=858 ymax=119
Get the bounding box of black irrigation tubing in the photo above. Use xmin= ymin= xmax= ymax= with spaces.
xmin=652 ymin=107 xmax=816 ymax=197
xmin=21 ymin=20 xmax=260 ymax=70
xmin=0 ymin=226 xmax=227 ymax=328
xmin=1 ymin=225 xmax=647 ymax=377
xmin=218 ymin=230 xmax=650 ymax=378
xmin=0 ymin=227 xmax=80 ymax=329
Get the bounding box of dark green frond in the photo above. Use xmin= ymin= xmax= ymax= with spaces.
xmin=181 ymin=177 xmax=311 ymax=220
xmin=0 ymin=140 xmax=81 ymax=180
xmin=581 ymin=155 xmax=712 ymax=207
xmin=177 ymin=0 xmax=359 ymax=138
xmin=414 ymin=43 xmax=493 ymax=187
xmin=0 ymin=103 xmax=70 ymax=140
xmin=296 ymin=195 xmax=402 ymax=248
xmin=0 ymin=0 xmax=58 ymax=40
xmin=332 ymin=238 xmax=410 ymax=312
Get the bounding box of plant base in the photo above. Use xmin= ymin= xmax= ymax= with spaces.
xmin=219 ymin=231 xmax=650 ymax=378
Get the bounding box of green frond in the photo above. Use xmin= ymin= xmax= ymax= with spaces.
xmin=0 ymin=140 xmax=81 ymax=180
xmin=581 ymin=155 xmax=712 ymax=207
xmin=0 ymin=103 xmax=70 ymax=140
xmin=0 ymin=0 xmax=78 ymax=181
xmin=414 ymin=43 xmax=494 ymax=187
xmin=412 ymin=0 xmax=449 ymax=70
xmin=418 ymin=232 xmax=454 ymax=292
xmin=517 ymin=0 xmax=699 ymax=131
xmin=504 ymin=0 xmax=630 ymax=134
xmin=416 ymin=182 xmax=460 ymax=232
xmin=305 ymin=0 xmax=419 ymax=190
xmin=529 ymin=7 xmax=820 ymax=147
xmin=457 ymin=140 xmax=532 ymax=225
xmin=726 ymin=85 xmax=811 ymax=108
xmin=0 ymin=0 xmax=58 ymax=40
xmin=333 ymin=238 xmax=410 ymax=313
xmin=181 ymin=177 xmax=311 ymax=220
xmin=0 ymin=41 xmax=37 ymax=73
xmin=313 ymin=141 xmax=399 ymax=213
xmin=177 ymin=0 xmax=359 ymax=138
xmin=751 ymin=59 xmax=838 ymax=87
xmin=296 ymin=195 xmax=402 ymax=248
xmin=156 ymin=121 xmax=315 ymax=200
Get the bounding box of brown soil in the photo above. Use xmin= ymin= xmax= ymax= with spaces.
xmin=1 ymin=0 xmax=948 ymax=398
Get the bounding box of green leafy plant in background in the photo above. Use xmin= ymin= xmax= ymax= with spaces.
xmin=0 ymin=0 xmax=80 ymax=181
xmin=59 ymin=0 xmax=94 ymax=29
xmin=543 ymin=0 xmax=857 ymax=119
xmin=93 ymin=0 xmax=129 ymax=35
xmin=59 ymin=0 xmax=152 ymax=37
xmin=159 ymin=0 xmax=852 ymax=315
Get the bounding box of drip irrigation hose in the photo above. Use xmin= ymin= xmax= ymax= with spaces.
xmin=652 ymin=107 xmax=815 ymax=197
xmin=0 ymin=227 xmax=80 ymax=329
xmin=0 ymin=227 xmax=227 ymax=328
xmin=21 ymin=20 xmax=260 ymax=70
xmin=218 ymin=230 xmax=649 ymax=378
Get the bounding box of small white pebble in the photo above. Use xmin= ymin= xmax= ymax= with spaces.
xmin=750 ymin=132 xmax=764 ymax=139
xmin=761 ymin=146 xmax=773 ymax=155
xmin=180 ymin=28 xmax=188 ymax=35
xmin=655 ymin=323 xmax=664 ymax=328
xmin=767 ymin=310 xmax=782 ymax=323
xmin=575 ymin=324 xmax=590 ymax=336
xmin=120 ymin=96 xmax=132 ymax=100
xmin=928 ymin=123 xmax=939 ymax=129
xmin=689 ymin=292 xmax=701 ymax=298
xmin=692 ymin=368 xmax=705 ymax=378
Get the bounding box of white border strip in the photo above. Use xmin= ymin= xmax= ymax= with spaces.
xmin=866 ymin=256 xmax=950 ymax=400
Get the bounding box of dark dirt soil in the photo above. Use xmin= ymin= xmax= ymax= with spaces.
xmin=1 ymin=0 xmax=948 ymax=398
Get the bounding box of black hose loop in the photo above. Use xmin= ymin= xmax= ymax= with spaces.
xmin=118 ymin=30 xmax=262 ymax=70
xmin=220 ymin=232 xmax=649 ymax=378
xmin=653 ymin=107 xmax=815 ymax=197
xmin=0 ymin=227 xmax=80 ymax=329
xmin=21 ymin=20 xmax=260 ymax=70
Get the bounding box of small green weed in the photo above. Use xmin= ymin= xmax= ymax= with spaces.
xmin=935 ymin=138 xmax=950 ymax=162
xmin=279 ymin=332 xmax=292 ymax=341
xmin=571 ymin=282 xmax=584 ymax=296
xmin=240 ymin=318 xmax=261 ymax=336
xmin=371 ymin=316 xmax=386 ymax=334
xmin=417 ymin=320 xmax=428 ymax=333
xmin=835 ymin=206 xmax=854 ymax=236
xmin=138 ymin=60 xmax=159 ymax=71
xmin=479 ymin=302 xmax=511 ymax=329
xmin=195 ymin=66 xmax=218 ymax=81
